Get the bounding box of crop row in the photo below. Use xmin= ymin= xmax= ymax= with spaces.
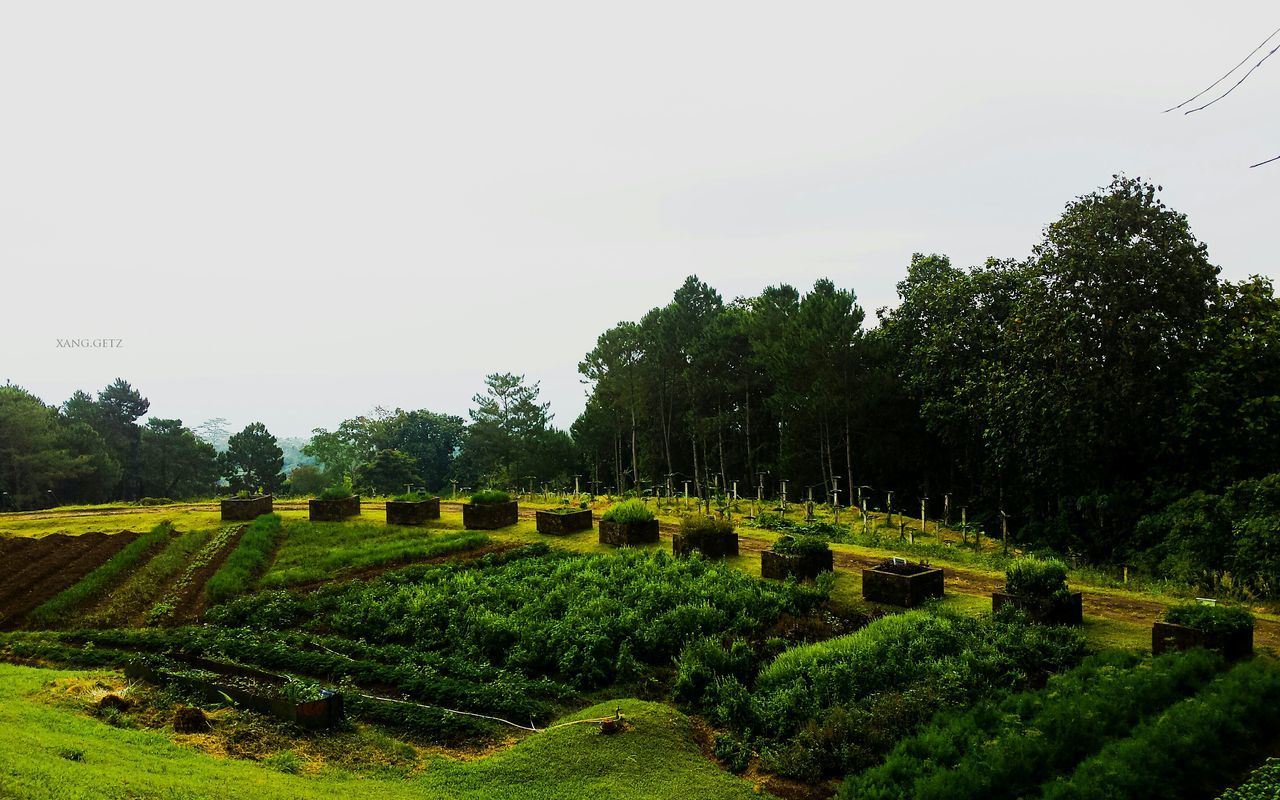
xmin=81 ymin=528 xmax=211 ymax=627
xmin=842 ymin=648 xmax=1226 ymax=799
xmin=146 ymin=524 xmax=242 ymax=624
xmin=204 ymin=513 xmax=284 ymax=604
xmin=26 ymin=524 xmax=171 ymax=626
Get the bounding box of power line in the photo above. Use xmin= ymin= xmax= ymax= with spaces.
xmin=1165 ymin=25 xmax=1280 ymax=113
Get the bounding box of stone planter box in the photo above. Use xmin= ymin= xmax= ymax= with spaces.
xmin=1152 ymin=620 xmax=1253 ymax=661
xmin=672 ymin=532 xmax=739 ymax=559
xmin=463 ymin=501 xmax=519 ymax=530
xmin=308 ymin=495 xmax=361 ymax=522
xmin=863 ymin=561 xmax=945 ymax=607
xmin=220 ymin=495 xmax=273 ymax=521
xmin=762 ymin=549 xmax=834 ymax=581
xmin=125 ymin=657 xmax=344 ymax=730
xmin=386 ymin=498 xmax=440 ymax=525
xmin=599 ymin=519 xmax=660 ymax=546
xmin=992 ymin=590 xmax=1084 ymax=626
xmin=536 ymin=509 xmax=593 ymax=535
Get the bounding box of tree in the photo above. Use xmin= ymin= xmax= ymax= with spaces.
xmin=219 ymin=422 xmax=285 ymax=494
xmin=456 ymin=373 xmax=561 ymax=488
xmin=138 ymin=418 xmax=219 ymax=499
xmin=0 ymin=385 xmax=92 ymax=509
xmin=374 ymin=409 xmax=466 ymax=490
xmin=285 ymin=464 xmax=327 ymax=496
xmin=357 ymin=449 xmax=422 ymax=496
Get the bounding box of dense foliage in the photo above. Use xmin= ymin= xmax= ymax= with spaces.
xmin=1041 ymin=659 xmax=1280 ymax=800
xmin=677 ymin=608 xmax=1086 ymax=781
xmin=843 ymin=649 xmax=1225 ymax=799
xmin=677 ymin=514 xmax=734 ymax=547
xmin=468 ymin=489 xmax=511 ymax=505
xmin=1162 ymin=603 xmax=1254 ymax=635
xmin=1004 ymin=557 xmax=1071 ymax=600
xmin=1220 ymin=758 xmax=1280 ymax=800
xmin=601 ymin=498 xmax=655 ymax=523
xmin=772 ymin=534 xmax=830 ymax=558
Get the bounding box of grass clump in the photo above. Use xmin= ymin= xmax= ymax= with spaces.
xmin=28 ymin=524 xmax=172 ymax=626
xmin=205 ymin=514 xmax=284 ymax=604
xmin=1005 ymin=556 xmax=1071 ymax=600
xmin=1163 ymin=603 xmax=1254 ymax=635
xmin=317 ymin=486 xmax=355 ymax=501
xmin=772 ymin=534 xmax=830 ymax=558
xmin=602 ymin=499 xmax=654 ymax=524
xmin=469 ymin=489 xmax=511 ymax=505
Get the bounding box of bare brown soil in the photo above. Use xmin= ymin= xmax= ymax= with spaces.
xmin=0 ymin=531 xmax=139 ymax=627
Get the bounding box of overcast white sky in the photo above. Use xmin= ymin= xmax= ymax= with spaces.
xmin=1 ymin=2 xmax=1276 ymax=439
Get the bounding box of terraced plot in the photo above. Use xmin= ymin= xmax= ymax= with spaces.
xmin=0 ymin=532 xmax=139 ymax=627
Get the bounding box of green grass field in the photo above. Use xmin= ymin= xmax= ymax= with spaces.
xmin=0 ymin=664 xmax=773 ymax=800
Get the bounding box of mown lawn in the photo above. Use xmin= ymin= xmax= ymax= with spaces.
xmin=0 ymin=664 xmax=773 ymax=800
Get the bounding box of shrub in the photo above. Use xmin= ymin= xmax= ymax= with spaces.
xmin=27 ymin=524 xmax=172 ymax=626
xmin=318 ymin=485 xmax=355 ymax=501
xmin=1005 ymin=556 xmax=1070 ymax=599
xmin=1164 ymin=603 xmax=1254 ymax=635
xmin=1220 ymin=758 xmax=1280 ymax=800
xmin=469 ymin=489 xmax=511 ymax=505
xmin=204 ymin=514 xmax=284 ymax=604
xmin=602 ymin=498 xmax=654 ymax=524
xmin=772 ymin=535 xmax=831 ymax=558
xmin=1041 ymin=658 xmax=1280 ymax=800
xmin=135 ymin=497 xmax=175 ymax=506
xmin=679 ymin=514 xmax=734 ymax=547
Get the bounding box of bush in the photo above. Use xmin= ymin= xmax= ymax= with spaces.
xmin=317 ymin=485 xmax=355 ymax=501
xmin=679 ymin=514 xmax=734 ymax=547
xmin=602 ymin=498 xmax=654 ymax=524
xmin=469 ymin=489 xmax=511 ymax=505
xmin=135 ymin=497 xmax=175 ymax=507
xmin=1005 ymin=556 xmax=1071 ymax=599
xmin=772 ymin=535 xmax=831 ymax=558
xmin=204 ymin=514 xmax=284 ymax=604
xmin=1164 ymin=603 xmax=1254 ymax=635
xmin=1041 ymin=659 xmax=1280 ymax=800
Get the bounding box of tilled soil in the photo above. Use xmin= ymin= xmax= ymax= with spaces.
xmin=0 ymin=531 xmax=139 ymax=627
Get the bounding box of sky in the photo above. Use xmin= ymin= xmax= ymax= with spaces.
xmin=1 ymin=2 xmax=1276 ymax=439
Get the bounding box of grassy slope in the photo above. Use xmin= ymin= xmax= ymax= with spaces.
xmin=0 ymin=664 xmax=771 ymax=800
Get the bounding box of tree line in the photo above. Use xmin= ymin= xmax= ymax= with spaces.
xmin=3 ymin=175 xmax=1277 ymax=591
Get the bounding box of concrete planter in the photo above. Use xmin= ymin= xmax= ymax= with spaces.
xmin=863 ymin=561 xmax=945 ymax=607
xmin=463 ymin=501 xmax=519 ymax=530
xmin=992 ymin=590 xmax=1084 ymax=626
xmin=536 ymin=509 xmax=593 ymax=535
xmin=308 ymin=495 xmax=361 ymax=522
xmin=761 ymin=549 xmax=834 ymax=581
xmin=672 ymin=532 xmax=739 ymax=559
xmin=599 ymin=519 xmax=660 ymax=546
xmin=220 ymin=495 xmax=273 ymax=522
xmin=386 ymin=498 xmax=440 ymax=525
xmin=1152 ymin=620 xmax=1253 ymax=661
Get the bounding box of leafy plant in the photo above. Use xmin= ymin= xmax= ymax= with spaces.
xmin=391 ymin=491 xmax=436 ymax=503
xmin=1163 ymin=603 xmax=1254 ymax=635
xmin=318 ymin=485 xmax=355 ymax=501
xmin=204 ymin=514 xmax=284 ymax=604
xmin=602 ymin=498 xmax=654 ymax=524
xmin=772 ymin=535 xmax=831 ymax=558
xmin=1004 ymin=556 xmax=1071 ymax=600
xmin=469 ymin=489 xmax=511 ymax=505
xmin=678 ymin=514 xmax=734 ymax=547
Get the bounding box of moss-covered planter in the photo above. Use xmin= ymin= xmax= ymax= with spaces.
xmin=125 ymin=657 xmax=344 ymax=730
xmin=672 ymin=531 xmax=739 ymax=559
xmin=599 ymin=519 xmax=660 ymax=546
xmin=536 ymin=509 xmax=593 ymax=535
xmin=463 ymin=501 xmax=519 ymax=530
xmin=1151 ymin=620 xmax=1254 ymax=661
xmin=220 ymin=495 xmax=273 ymax=521
xmin=862 ymin=560 xmax=945 ymax=607
xmin=308 ymin=495 xmax=361 ymax=522
xmin=386 ymin=498 xmax=440 ymax=525
xmin=992 ymin=590 xmax=1084 ymax=626
xmin=762 ymin=549 xmax=833 ymax=581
